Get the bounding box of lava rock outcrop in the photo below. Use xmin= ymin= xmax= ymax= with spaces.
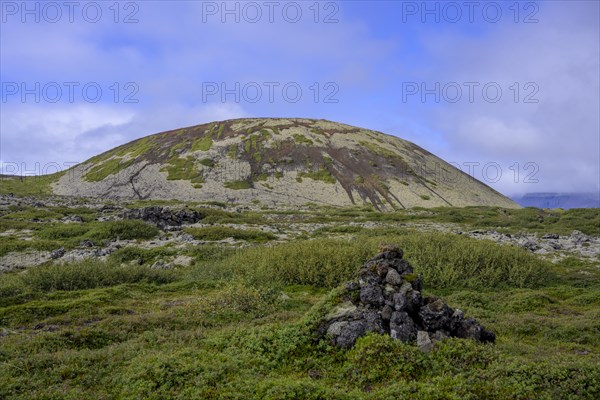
xmin=321 ymin=245 xmax=495 ymax=349
xmin=123 ymin=206 xmax=203 ymax=229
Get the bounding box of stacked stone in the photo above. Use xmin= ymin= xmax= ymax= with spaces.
xmin=322 ymin=245 xmax=495 ymax=350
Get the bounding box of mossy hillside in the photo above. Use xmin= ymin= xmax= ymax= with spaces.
xmin=81 ymin=122 xmax=229 ymax=183
xmin=49 ymin=118 xmax=520 ymax=209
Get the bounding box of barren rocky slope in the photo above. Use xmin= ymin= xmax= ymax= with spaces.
xmin=52 ymin=118 xmax=518 ymax=210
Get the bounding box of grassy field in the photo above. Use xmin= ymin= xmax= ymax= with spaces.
xmin=0 ymin=200 xmax=599 ymax=399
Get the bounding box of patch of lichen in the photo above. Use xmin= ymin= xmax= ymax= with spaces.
xmin=191 ymin=137 xmax=213 ymax=152
xmin=88 ymin=137 xmax=160 ymax=167
xmin=227 ymin=145 xmax=238 ymax=159
xmin=359 ymin=140 xmax=401 ymax=160
xmin=242 ymin=130 xmax=271 ymax=163
xmin=224 ymin=180 xmax=251 ymax=190
xmin=298 ymin=167 xmax=336 ymax=184
xmin=84 ymin=158 xmax=135 ymax=182
xmin=293 ymin=134 xmax=314 ymax=145
xmin=160 ymin=156 xmax=204 ymax=188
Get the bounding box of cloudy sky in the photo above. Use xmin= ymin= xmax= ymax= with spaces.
xmin=1 ymin=0 xmax=598 ymax=196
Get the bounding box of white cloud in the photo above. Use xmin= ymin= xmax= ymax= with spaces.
xmin=410 ymin=1 xmax=600 ymax=195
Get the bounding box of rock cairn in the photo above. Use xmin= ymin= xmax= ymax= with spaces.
xmin=321 ymin=245 xmax=495 ymax=350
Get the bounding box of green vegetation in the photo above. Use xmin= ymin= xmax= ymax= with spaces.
xmin=224 ymin=180 xmax=251 ymax=190
xmin=191 ymin=136 xmax=213 ymax=152
xmin=293 ymin=133 xmax=314 ymax=145
xmin=196 ymin=208 xmax=265 ymax=225
xmin=359 ymin=140 xmax=401 ymax=159
xmin=84 ymin=158 xmax=135 ymax=182
xmin=0 ymin=200 xmax=598 ymax=399
xmin=420 ymin=194 xmax=431 ymax=200
xmin=227 ymin=145 xmax=238 ymax=159
xmin=37 ymin=220 xmax=159 ymax=243
xmin=0 ymin=173 xmax=64 ymax=196
xmin=184 ymin=226 xmax=276 ymax=243
xmin=86 ymin=136 xmax=158 ymax=166
xmin=160 ymin=156 xmax=204 ymax=188
xmin=298 ymin=167 xmax=336 ymax=184
xmin=299 ymin=205 xmax=600 ymax=236
xmin=218 ymin=232 xmax=550 ymax=289
xmin=0 ymin=217 xmax=159 ymax=257
xmin=199 ymin=158 xmax=215 ymax=167
xmin=0 ymin=259 xmax=175 ymax=299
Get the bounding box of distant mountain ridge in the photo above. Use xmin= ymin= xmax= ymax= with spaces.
xmin=511 ymin=193 xmax=600 ymax=209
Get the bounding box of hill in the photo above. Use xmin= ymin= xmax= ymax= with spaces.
xmin=46 ymin=118 xmax=518 ymax=210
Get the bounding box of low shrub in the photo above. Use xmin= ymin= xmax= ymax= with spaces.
xmin=4 ymin=259 xmax=175 ymax=294
xmin=217 ymin=231 xmax=551 ymax=289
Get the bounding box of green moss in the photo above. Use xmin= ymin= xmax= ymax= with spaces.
xmin=199 ymin=158 xmax=215 ymax=168
xmin=160 ymin=156 xmax=204 ymax=188
xmin=214 ymin=124 xmax=225 ymax=139
xmin=359 ymin=140 xmax=395 ymax=158
xmin=169 ymin=141 xmax=188 ymax=157
xmin=191 ymin=136 xmax=213 ymax=152
xmin=420 ymin=195 xmax=431 ymax=200
xmin=224 ymin=180 xmax=251 ymax=190
xmin=298 ymin=167 xmax=336 ymax=184
xmin=354 ymin=176 xmax=364 ymax=184
xmin=293 ymin=134 xmax=314 ymax=145
xmin=227 ymin=145 xmax=238 ymax=159
xmin=84 ymin=158 xmax=135 ymax=182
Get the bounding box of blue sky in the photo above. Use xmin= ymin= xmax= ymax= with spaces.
xmin=1 ymin=0 xmax=599 ymax=196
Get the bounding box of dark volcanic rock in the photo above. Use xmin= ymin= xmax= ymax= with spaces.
xmin=50 ymin=247 xmax=65 ymax=259
xmin=123 ymin=206 xmax=203 ymax=229
xmin=321 ymin=245 xmax=495 ymax=349
xmin=360 ymin=285 xmax=385 ymax=307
